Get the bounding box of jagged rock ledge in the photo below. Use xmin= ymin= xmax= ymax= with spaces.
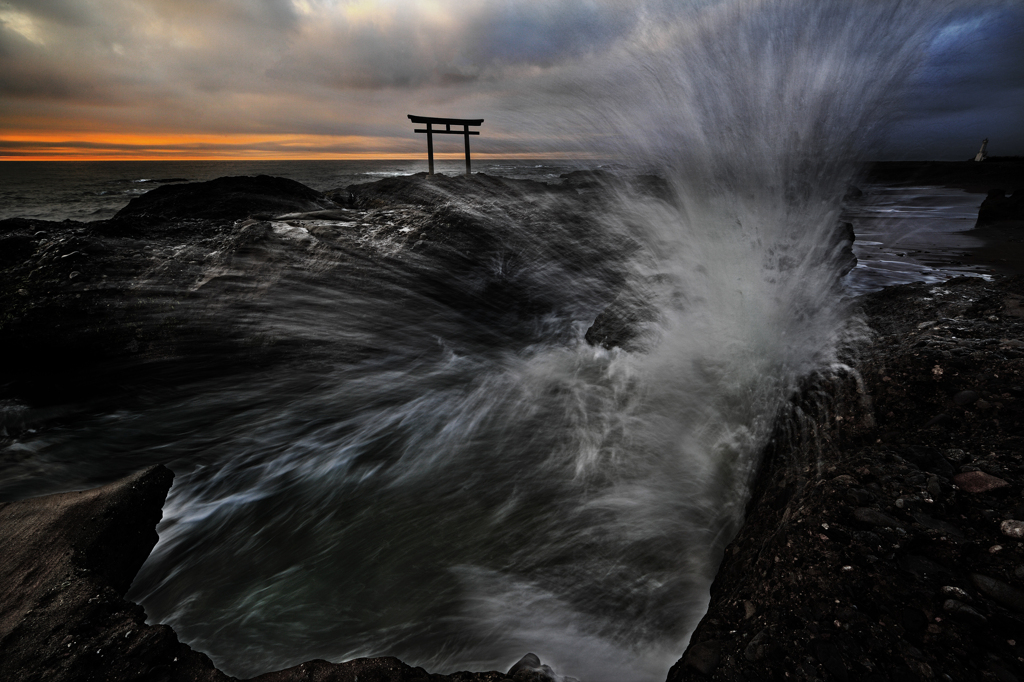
xmin=672 ymin=274 xmax=1024 ymax=681
xmin=0 ymin=465 xmax=571 ymax=682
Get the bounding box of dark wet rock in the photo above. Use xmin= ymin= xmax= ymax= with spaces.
xmin=113 ymin=175 xmax=335 ymax=222
xmin=814 ymin=640 xmax=850 ymax=682
xmin=743 ymin=628 xmax=769 ymax=662
xmin=953 ymin=389 xmax=981 ymax=405
xmin=0 ymin=233 xmax=37 ymax=267
xmin=977 ymin=189 xmax=1024 ymax=227
xmin=507 ymin=654 xmax=545 ymax=677
xmin=973 ymin=574 xmax=1024 ymax=613
xmin=0 ymin=464 xmax=227 ymax=682
xmin=833 ymin=221 xmax=858 ymax=276
xmin=1 ymin=174 xmax=636 ymax=412
xmin=853 ymin=507 xmax=904 ymax=528
xmin=504 ymin=653 xmax=576 ymax=682
xmin=846 ymin=487 xmax=875 ymax=505
xmin=584 ymin=285 xmax=660 ymax=351
xmin=911 ymin=512 xmax=962 ymax=537
xmin=954 ymin=470 xmax=1010 ymax=493
xmin=0 ymin=467 xmax=540 ymax=682
xmin=943 ymin=599 xmax=987 ymax=624
xmin=334 ymin=172 xmax=563 ymax=210
xmin=897 ymin=554 xmax=951 ymax=579
xmin=558 ymin=169 xmax=612 ymax=189
xmin=677 ymin=640 xmax=720 ymax=677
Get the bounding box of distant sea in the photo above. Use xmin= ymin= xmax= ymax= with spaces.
xmin=0 ymin=159 xmax=588 ymax=223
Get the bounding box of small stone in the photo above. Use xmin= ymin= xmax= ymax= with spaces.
xmin=1003 ymin=521 xmax=1024 ymax=542
xmin=953 ymin=390 xmax=980 ymax=406
xmin=953 ymin=471 xmax=1009 ymax=493
xmin=990 ymin=545 xmax=1004 ymax=554
xmin=912 ymin=512 xmax=962 ymax=537
xmin=927 ymin=476 xmax=942 ymax=498
xmin=943 ymin=599 xmax=987 ymax=624
xmin=847 ymin=488 xmax=874 ymax=505
xmin=973 ymin=574 xmax=1024 ymax=612
xmin=743 ymin=601 xmax=756 ymax=619
xmin=744 ymin=628 xmax=768 ymax=662
xmin=69 ymin=271 xmax=80 ymax=279
xmin=941 ymin=586 xmax=970 ymax=601
xmin=945 ymin=448 xmax=967 ymax=463
xmin=854 ymin=507 xmax=904 ymax=528
xmin=899 ymin=554 xmax=949 ymax=579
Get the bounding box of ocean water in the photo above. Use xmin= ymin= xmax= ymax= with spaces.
xmin=0 ymin=2 xmax=990 ymax=681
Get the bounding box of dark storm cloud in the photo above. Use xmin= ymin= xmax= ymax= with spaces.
xmin=885 ymin=5 xmax=1024 ymax=158
xmin=266 ymin=1 xmax=636 ymax=91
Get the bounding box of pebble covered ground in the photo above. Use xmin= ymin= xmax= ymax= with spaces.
xmin=673 ymin=275 xmax=1024 ymax=682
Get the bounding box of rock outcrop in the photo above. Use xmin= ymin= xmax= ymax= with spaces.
xmin=0 ymin=464 xmax=228 ymax=682
xmin=0 ymin=465 xmax=575 ymax=682
xmin=0 ymin=174 xmax=633 ymax=410
xmin=976 ymin=189 xmax=1024 ymax=227
xmin=113 ymin=175 xmax=336 ymax=223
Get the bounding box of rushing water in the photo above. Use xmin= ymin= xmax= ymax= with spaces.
xmin=0 ymin=2 xmax=982 ymax=680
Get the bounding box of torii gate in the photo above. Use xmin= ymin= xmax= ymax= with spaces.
xmin=408 ymin=115 xmax=484 ymax=177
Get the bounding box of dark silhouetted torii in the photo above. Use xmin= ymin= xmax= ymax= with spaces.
xmin=408 ymin=115 xmax=484 ymax=176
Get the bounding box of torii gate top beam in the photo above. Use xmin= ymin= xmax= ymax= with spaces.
xmin=408 ymin=115 xmax=484 ymax=127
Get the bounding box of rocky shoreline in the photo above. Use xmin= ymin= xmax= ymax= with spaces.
xmin=673 ymin=274 xmax=1024 ymax=681
xmin=2 ymin=167 xmax=1023 ymax=681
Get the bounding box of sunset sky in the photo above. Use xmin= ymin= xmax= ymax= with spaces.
xmin=1 ymin=0 xmax=1021 ymax=161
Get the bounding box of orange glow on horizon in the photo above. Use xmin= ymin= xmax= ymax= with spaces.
xmin=0 ymin=131 xmax=594 ymax=162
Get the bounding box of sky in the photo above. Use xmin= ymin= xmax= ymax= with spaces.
xmin=0 ymin=0 xmax=1021 ymax=161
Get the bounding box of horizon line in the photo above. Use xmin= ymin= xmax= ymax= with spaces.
xmin=0 ymin=152 xmax=601 ymax=162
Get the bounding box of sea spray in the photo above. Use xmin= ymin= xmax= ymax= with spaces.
xmin=114 ymin=2 xmax=972 ymax=681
